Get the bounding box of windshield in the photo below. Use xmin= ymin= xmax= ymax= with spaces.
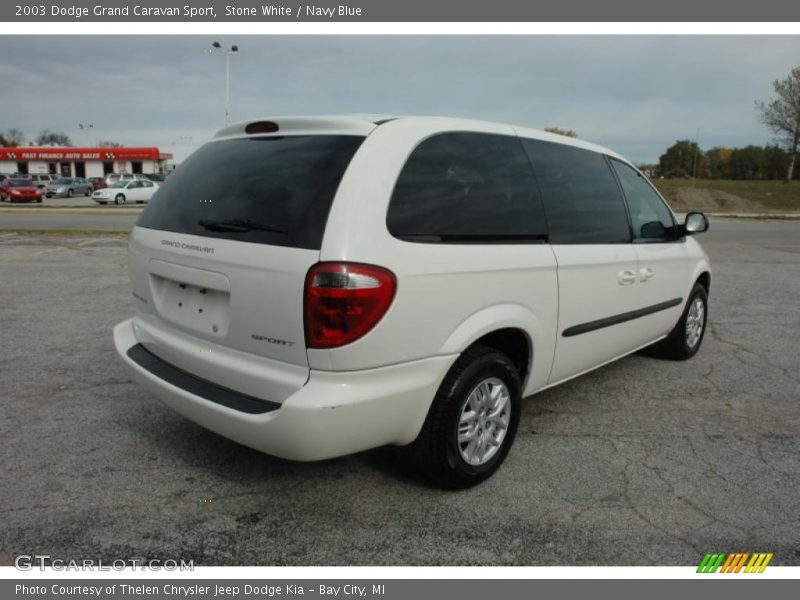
xmin=109 ymin=182 xmax=127 ymax=188
xmin=9 ymin=179 xmax=32 ymax=187
xmin=137 ymin=135 xmax=364 ymax=250
xmin=54 ymin=178 xmax=71 ymax=185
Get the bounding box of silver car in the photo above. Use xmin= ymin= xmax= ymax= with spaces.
xmin=44 ymin=177 xmax=93 ymax=198
xmin=29 ymin=174 xmax=55 ymax=189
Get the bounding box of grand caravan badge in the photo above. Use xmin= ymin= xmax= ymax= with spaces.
xmin=161 ymin=239 xmax=215 ymax=254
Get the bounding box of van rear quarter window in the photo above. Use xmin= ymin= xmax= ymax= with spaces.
xmin=521 ymin=139 xmax=631 ymax=244
xmin=386 ymin=132 xmax=548 ymax=242
xmin=136 ymin=135 xmax=364 ymax=250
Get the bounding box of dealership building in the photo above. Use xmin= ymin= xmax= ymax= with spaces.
xmin=0 ymin=146 xmax=173 ymax=178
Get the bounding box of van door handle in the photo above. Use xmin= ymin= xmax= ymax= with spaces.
xmin=640 ymin=267 xmax=655 ymax=282
xmin=618 ymin=269 xmax=637 ymax=285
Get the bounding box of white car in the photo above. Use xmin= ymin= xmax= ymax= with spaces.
xmin=93 ymin=179 xmax=159 ymax=205
xmin=104 ymin=172 xmax=149 ymax=186
xmin=113 ymin=115 xmax=711 ymax=488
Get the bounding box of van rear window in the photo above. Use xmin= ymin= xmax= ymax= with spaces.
xmin=136 ymin=135 xmax=364 ymax=250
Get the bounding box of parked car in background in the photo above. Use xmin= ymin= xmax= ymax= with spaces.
xmin=28 ymin=174 xmax=55 ymax=189
xmin=104 ymin=173 xmax=147 ymax=186
xmin=44 ymin=177 xmax=93 ymax=198
xmin=93 ymin=179 xmax=159 ymax=205
xmin=144 ymin=173 xmax=166 ymax=183
xmin=0 ymin=177 xmax=42 ymax=203
xmin=88 ymin=177 xmax=107 ymax=190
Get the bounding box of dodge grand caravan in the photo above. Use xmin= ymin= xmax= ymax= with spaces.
xmin=114 ymin=115 xmax=710 ymax=488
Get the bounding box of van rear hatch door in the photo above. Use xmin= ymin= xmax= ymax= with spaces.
xmin=128 ymin=130 xmax=367 ymax=392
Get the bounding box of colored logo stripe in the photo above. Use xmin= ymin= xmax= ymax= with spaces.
xmin=745 ymin=553 xmax=773 ymax=573
xmin=697 ymin=552 xmax=773 ymax=573
xmin=697 ymin=553 xmax=726 ymax=573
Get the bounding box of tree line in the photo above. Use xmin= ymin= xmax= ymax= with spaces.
xmin=1 ymin=129 xmax=73 ymax=147
xmin=658 ymin=140 xmax=794 ymax=180
xmin=0 ymin=128 xmax=124 ymax=148
xmin=659 ymin=66 xmax=799 ymax=181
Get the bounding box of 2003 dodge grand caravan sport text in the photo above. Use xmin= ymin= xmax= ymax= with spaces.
xmin=114 ymin=115 xmax=711 ymax=488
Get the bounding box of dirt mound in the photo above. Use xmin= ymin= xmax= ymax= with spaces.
xmin=662 ymin=187 xmax=766 ymax=213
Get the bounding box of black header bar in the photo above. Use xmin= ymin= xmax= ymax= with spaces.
xmin=4 ymin=0 xmax=800 ymax=22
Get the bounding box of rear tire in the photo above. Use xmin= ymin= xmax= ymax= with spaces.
xmin=405 ymin=346 xmax=521 ymax=489
xmin=651 ymin=284 xmax=708 ymax=360
xmin=85 ymin=188 xmax=91 ymax=196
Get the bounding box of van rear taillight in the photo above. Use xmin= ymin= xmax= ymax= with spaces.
xmin=304 ymin=262 xmax=396 ymax=349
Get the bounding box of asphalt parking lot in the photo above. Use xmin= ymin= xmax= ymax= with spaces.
xmin=0 ymin=220 xmax=798 ymax=566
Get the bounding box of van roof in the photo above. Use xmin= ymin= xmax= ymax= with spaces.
xmin=213 ymin=115 xmax=627 ymax=162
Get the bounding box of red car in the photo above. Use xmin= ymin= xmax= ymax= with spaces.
xmin=0 ymin=177 xmax=43 ymax=203
xmin=88 ymin=176 xmax=107 ymax=191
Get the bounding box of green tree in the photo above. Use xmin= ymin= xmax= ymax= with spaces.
xmin=756 ymin=66 xmax=800 ymax=181
xmin=764 ymin=144 xmax=792 ymax=179
xmin=729 ymin=145 xmax=767 ymax=180
xmin=659 ymin=140 xmax=703 ymax=178
xmin=705 ymin=147 xmax=733 ymax=179
xmin=36 ymin=130 xmax=72 ymax=146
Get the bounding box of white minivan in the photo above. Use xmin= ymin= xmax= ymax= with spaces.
xmin=114 ymin=116 xmax=710 ymax=488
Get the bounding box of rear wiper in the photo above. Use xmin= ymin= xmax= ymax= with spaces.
xmin=198 ymin=219 xmax=288 ymax=234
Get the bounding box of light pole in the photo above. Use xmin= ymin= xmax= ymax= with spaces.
xmin=209 ymin=41 xmax=238 ymax=126
xmin=78 ymin=123 xmax=93 ymax=145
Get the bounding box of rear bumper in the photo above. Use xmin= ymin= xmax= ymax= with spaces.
xmin=114 ymin=318 xmax=456 ymax=461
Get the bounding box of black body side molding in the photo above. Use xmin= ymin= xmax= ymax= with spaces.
xmin=562 ymin=298 xmax=683 ymax=337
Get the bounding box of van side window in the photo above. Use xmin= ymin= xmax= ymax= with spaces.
xmin=387 ymin=132 xmax=547 ymax=242
xmin=521 ymin=139 xmax=631 ymax=244
xmin=609 ymin=159 xmax=677 ymax=241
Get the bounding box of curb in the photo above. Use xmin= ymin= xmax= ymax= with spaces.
xmin=0 ymin=207 xmax=143 ymax=215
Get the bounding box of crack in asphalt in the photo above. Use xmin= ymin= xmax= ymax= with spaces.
xmin=708 ymin=322 xmax=800 ymax=385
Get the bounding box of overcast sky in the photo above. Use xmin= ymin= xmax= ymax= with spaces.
xmin=1 ymin=35 xmax=799 ymax=163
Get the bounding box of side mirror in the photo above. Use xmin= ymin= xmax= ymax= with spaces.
xmin=684 ymin=212 xmax=709 ymax=235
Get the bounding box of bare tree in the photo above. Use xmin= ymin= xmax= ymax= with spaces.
xmin=97 ymin=140 xmax=124 ymax=148
xmin=756 ymin=66 xmax=800 ymax=182
xmin=544 ymin=127 xmax=578 ymax=138
xmin=4 ymin=128 xmax=25 ymax=146
xmin=36 ymin=129 xmax=72 ymax=147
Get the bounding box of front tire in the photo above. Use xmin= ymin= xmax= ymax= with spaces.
xmin=406 ymin=346 xmax=521 ymax=489
xmin=653 ymin=284 xmax=708 ymax=360
xmin=114 ymin=194 xmax=126 ymax=205
xmin=67 ymin=189 xmax=73 ymax=198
